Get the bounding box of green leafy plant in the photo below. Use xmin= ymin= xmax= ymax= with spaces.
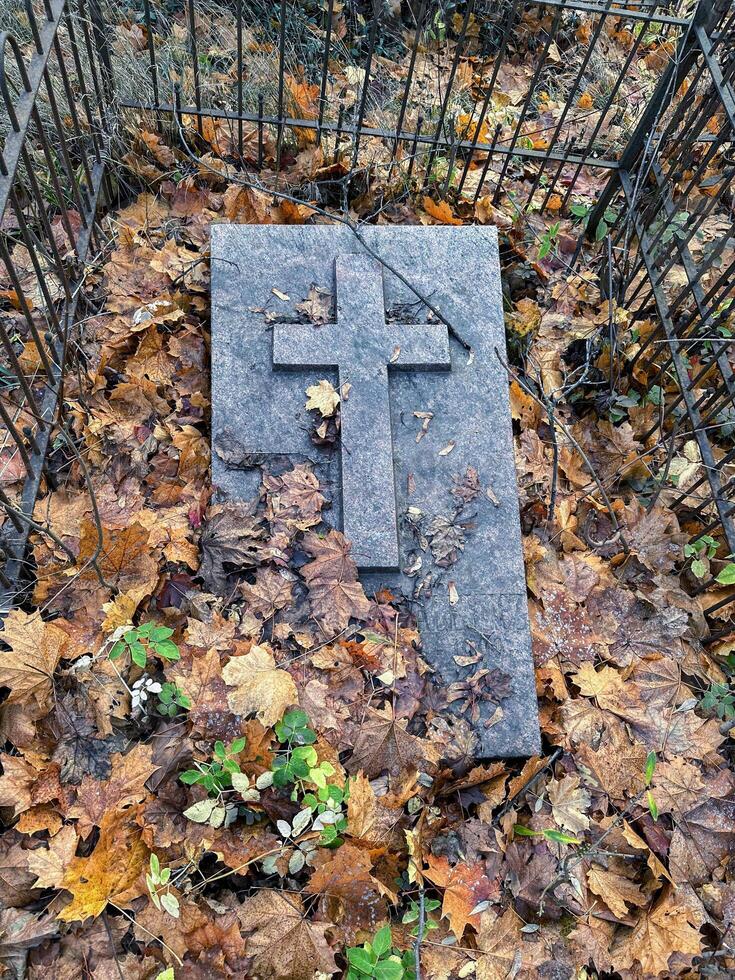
xmin=146 ymin=853 xmax=180 ymax=918
xmin=537 ymin=220 xmax=560 ymax=259
xmin=346 ymin=926 xmax=415 ymax=980
xmin=570 ymin=201 xmax=618 ymax=240
xmin=110 ymin=622 xmax=180 ymax=669
xmin=645 ymin=751 xmax=658 ymax=821
xmin=402 ymin=897 xmax=440 ymax=937
xmin=699 ymin=682 xmax=735 ymax=721
xmin=514 ymin=825 xmax=581 ymax=845
xmin=716 ymin=561 xmax=735 ymax=586
xmin=156 ymin=681 xmax=191 ymax=718
xmin=260 ymin=710 xmax=348 ymax=845
xmin=684 ymin=535 xmax=719 ymax=578
xmin=180 ymin=737 xmax=247 ymax=795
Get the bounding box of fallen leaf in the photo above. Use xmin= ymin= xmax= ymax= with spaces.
xmin=236 ymin=889 xmax=337 ymax=978
xmin=221 ymin=644 xmax=297 ymax=726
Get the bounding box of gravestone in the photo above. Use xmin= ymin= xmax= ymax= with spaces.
xmin=211 ymin=225 xmax=540 ymax=757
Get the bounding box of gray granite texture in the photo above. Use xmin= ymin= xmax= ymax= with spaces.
xmin=210 ymin=224 xmax=541 ymax=757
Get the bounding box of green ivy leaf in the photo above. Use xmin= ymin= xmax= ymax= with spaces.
xmin=716 ymin=563 xmax=735 ymax=586
xmin=372 ymin=926 xmax=392 ymax=957
xmin=154 ymin=639 xmax=180 ymax=661
xmin=347 ymin=947 xmax=376 ymax=974
xmin=130 ymin=643 xmax=147 ymax=669
xmin=374 ymin=960 xmax=404 ymax=980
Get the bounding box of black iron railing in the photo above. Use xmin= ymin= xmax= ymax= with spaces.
xmin=0 ymin=0 xmax=733 ymax=619
xmin=0 ymin=0 xmax=112 ymax=610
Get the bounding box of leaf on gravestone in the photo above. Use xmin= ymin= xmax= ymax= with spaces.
xmin=610 ymin=886 xmax=702 ymax=976
xmin=296 ymin=284 xmax=332 ymax=323
xmin=240 ymin=566 xmax=295 ymax=619
xmin=221 ymin=644 xmax=298 ymax=726
xmin=67 ymin=743 xmax=159 ymax=837
xmin=347 ymin=704 xmax=441 ymax=778
xmin=548 ymin=773 xmax=591 ymax=834
xmin=301 ymin=529 xmax=359 ymax=584
xmin=263 ymin=464 xmax=326 ymax=536
xmin=305 ymin=379 xmax=340 ymax=418
xmin=0 ymin=610 xmax=76 ymax=711
xmin=26 ymin=824 xmax=78 ymax=889
xmin=236 ymin=889 xmax=337 ymax=979
xmin=198 ymin=502 xmax=267 ymax=592
xmin=58 ymin=809 xmax=148 ymax=922
xmin=424 ymin=854 xmax=500 ymax=939
xmin=586 ymin=864 xmax=647 ymax=920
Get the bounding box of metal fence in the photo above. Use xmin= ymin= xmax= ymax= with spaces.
xmin=0 ymin=0 xmax=733 ymax=619
xmin=0 ymin=0 xmax=112 ymax=609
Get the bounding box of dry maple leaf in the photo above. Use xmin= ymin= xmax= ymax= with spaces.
xmin=425 ymin=854 xmax=499 ymax=939
xmin=263 ymin=464 xmax=326 ymax=536
xmin=67 ymin=743 xmax=159 ymax=837
xmin=421 ymin=196 xmax=462 ymax=225
xmin=586 ymin=864 xmax=647 ymax=920
xmin=548 ymin=773 xmax=591 ymax=834
xmin=305 ymin=379 xmax=340 ymax=417
xmin=236 ymin=889 xmax=337 ymax=979
xmin=58 ymin=809 xmax=148 ymax=922
xmin=240 ymin=566 xmax=295 ymax=619
xmin=476 ymin=907 xmax=542 ymax=980
xmin=611 ymin=886 xmax=702 ymax=975
xmin=306 ymin=843 xmax=393 ymax=941
xmin=348 ymin=704 xmax=440 ymax=778
xmin=652 ymin=757 xmax=706 ymax=814
xmin=0 ymin=610 xmax=75 ymax=710
xmin=221 ymin=644 xmax=297 ymax=726
xmin=26 ymin=824 xmax=77 ymax=889
xmin=198 ymin=502 xmax=266 ymax=592
xmin=301 ymin=529 xmax=359 ymax=584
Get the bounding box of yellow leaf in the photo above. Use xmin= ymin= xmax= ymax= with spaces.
xmin=422 ymin=197 xmax=463 ymax=226
xmin=58 ymin=810 xmax=148 ymax=922
xmin=222 ymin=644 xmax=298 ymax=726
xmin=0 ymin=610 xmax=76 ymax=710
xmin=305 ymin=379 xmax=340 ymax=418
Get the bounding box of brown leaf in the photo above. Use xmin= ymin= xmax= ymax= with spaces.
xmin=610 ymin=886 xmax=702 ymax=975
xmin=306 ymin=843 xmax=392 ymax=942
xmin=27 ymin=824 xmax=78 ymax=889
xmin=548 ymin=773 xmax=591 ymax=834
xmin=348 ymin=704 xmax=440 ymax=778
xmin=586 ymin=864 xmax=647 ymax=919
xmin=236 ymin=889 xmax=337 ymax=979
xmin=240 ymin=566 xmax=295 ymax=619
xmin=67 ymin=743 xmax=159 ymax=837
xmin=425 ymin=854 xmax=499 ymax=938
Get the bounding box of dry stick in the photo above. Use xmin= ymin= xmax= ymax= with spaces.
xmin=171 ymin=100 xmax=473 ymax=353
xmin=496 ymin=349 xmax=630 ymax=553
xmin=414 ymin=887 xmax=426 ymax=980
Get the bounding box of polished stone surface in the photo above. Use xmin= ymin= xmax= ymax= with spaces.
xmin=211 ymin=225 xmax=540 ymax=757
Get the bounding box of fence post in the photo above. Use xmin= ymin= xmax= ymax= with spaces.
xmin=87 ymin=0 xmax=115 ymax=107
xmin=586 ymin=1 xmax=718 ymax=240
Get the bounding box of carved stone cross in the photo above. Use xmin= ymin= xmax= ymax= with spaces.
xmin=273 ymin=253 xmax=450 ymax=571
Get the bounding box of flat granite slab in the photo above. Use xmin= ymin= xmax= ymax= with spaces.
xmin=210 ymin=225 xmax=540 ymax=757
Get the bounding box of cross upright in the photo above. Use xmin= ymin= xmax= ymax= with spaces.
xmin=273 ymin=253 xmax=450 ymax=570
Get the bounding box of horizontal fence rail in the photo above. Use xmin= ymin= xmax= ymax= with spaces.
xmin=111 ymin=0 xmax=690 ymax=210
